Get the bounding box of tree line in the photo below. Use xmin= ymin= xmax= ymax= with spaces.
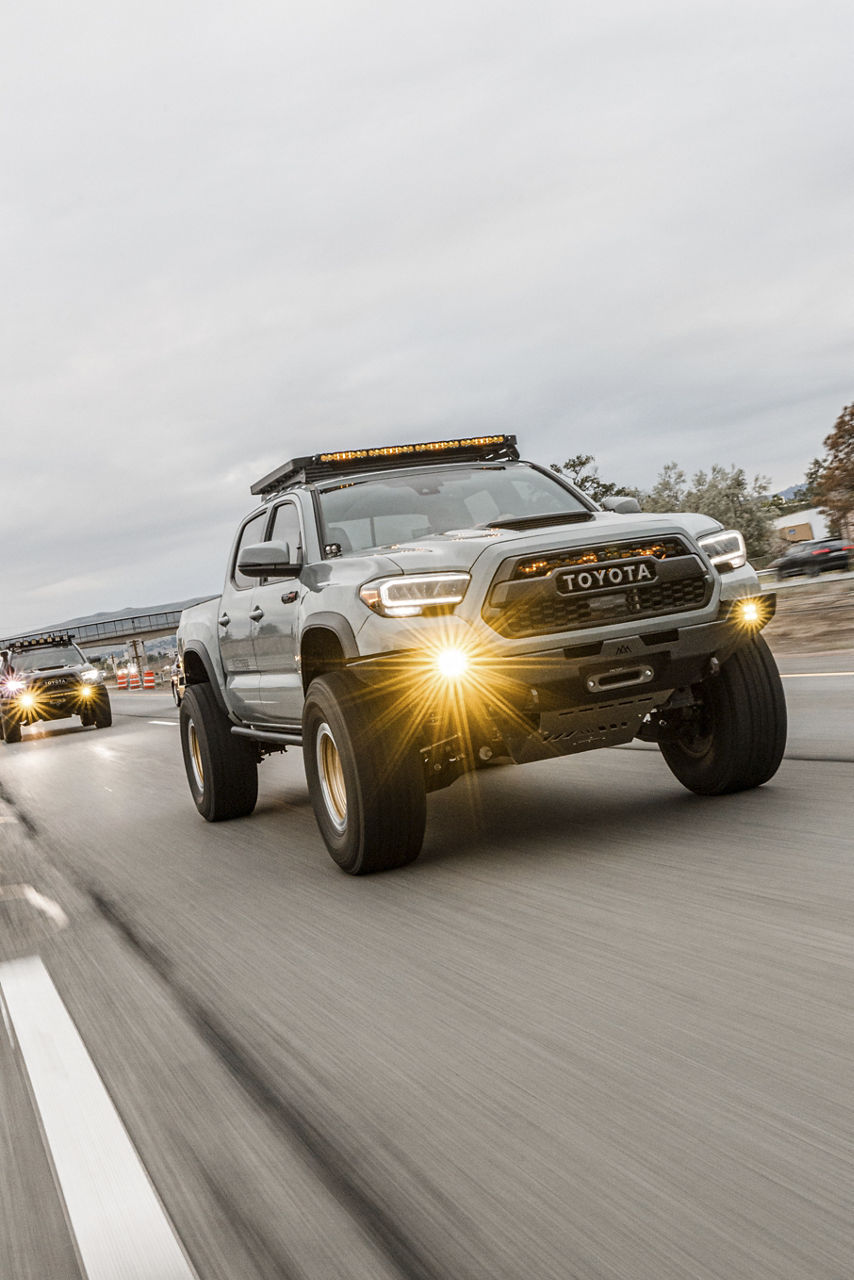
xmin=551 ymin=402 xmax=854 ymax=560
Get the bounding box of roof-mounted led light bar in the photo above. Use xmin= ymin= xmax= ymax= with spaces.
xmin=251 ymin=434 xmax=519 ymax=497
xmin=5 ymin=632 xmax=75 ymax=651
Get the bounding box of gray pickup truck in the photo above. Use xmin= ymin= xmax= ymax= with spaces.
xmin=177 ymin=434 xmax=786 ymax=873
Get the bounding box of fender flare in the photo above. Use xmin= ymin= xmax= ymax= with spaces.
xmin=181 ymin=642 xmax=231 ymax=717
xmin=300 ymin=614 xmax=360 ymax=662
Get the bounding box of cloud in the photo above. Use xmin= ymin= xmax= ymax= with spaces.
xmin=2 ymin=0 xmax=852 ymax=632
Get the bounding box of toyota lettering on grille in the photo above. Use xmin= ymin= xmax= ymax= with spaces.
xmin=556 ymin=558 xmax=657 ymax=594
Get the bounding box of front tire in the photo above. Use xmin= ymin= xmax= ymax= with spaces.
xmin=302 ymin=670 xmax=426 ymax=873
xmin=1 ymin=708 xmax=21 ymax=743
xmin=180 ymin=683 xmax=258 ymax=821
xmin=92 ymin=689 xmax=112 ymax=728
xmin=659 ymin=635 xmax=787 ymax=795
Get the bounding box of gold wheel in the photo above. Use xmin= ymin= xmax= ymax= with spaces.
xmin=316 ymin=722 xmax=347 ymax=833
xmin=188 ymin=720 xmax=205 ymax=791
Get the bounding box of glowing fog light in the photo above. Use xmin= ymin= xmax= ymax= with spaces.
xmin=19 ymin=691 xmax=36 ymax=708
xmin=435 ymin=647 xmax=470 ymax=680
xmin=734 ymin=597 xmax=766 ymax=627
xmin=80 ymin=685 xmax=93 ymax=698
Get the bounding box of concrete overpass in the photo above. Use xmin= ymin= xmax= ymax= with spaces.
xmin=1 ymin=599 xmax=216 ymax=654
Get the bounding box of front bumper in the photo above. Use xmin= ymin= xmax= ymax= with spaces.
xmin=1 ymin=683 xmax=102 ymax=725
xmin=348 ymin=593 xmax=776 ymax=784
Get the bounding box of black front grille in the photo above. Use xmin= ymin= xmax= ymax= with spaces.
xmin=483 ymin=537 xmax=711 ymax=638
xmin=509 ymin=536 xmax=690 ymax=580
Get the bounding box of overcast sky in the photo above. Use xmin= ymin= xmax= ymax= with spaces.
xmin=2 ymin=0 xmax=852 ymax=635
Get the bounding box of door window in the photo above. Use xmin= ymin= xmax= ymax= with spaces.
xmin=232 ymin=510 xmax=270 ymax=589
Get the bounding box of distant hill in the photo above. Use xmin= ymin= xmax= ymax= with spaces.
xmin=776 ymin=484 xmax=808 ymax=503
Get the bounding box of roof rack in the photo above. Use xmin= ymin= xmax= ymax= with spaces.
xmin=250 ymin=434 xmax=519 ymax=498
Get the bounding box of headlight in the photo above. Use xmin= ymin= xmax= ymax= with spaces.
xmin=698 ymin=529 xmax=747 ymax=571
xmin=2 ymin=677 xmax=25 ymax=694
xmin=81 ymin=669 xmax=102 ymax=683
xmin=360 ymin=573 xmax=471 ymax=618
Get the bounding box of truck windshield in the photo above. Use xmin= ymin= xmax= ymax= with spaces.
xmin=10 ymin=644 xmax=85 ymax=672
xmin=317 ymin=463 xmax=590 ymax=554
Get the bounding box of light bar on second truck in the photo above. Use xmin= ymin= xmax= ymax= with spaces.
xmin=250 ymin=435 xmax=519 ymax=497
xmin=6 ymin=632 xmax=75 ymax=651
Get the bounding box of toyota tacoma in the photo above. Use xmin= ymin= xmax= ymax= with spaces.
xmin=177 ymin=435 xmax=786 ymax=873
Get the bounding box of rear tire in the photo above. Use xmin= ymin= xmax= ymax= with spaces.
xmin=180 ymin=683 xmax=258 ymax=820
xmin=302 ymin=670 xmax=426 ymax=873
xmin=1 ymin=709 xmax=21 ymax=743
xmin=660 ymin=634 xmax=787 ymax=795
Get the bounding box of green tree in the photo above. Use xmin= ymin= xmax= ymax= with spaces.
xmin=550 ymin=453 xmax=640 ymax=504
xmin=643 ymin=462 xmax=775 ymax=560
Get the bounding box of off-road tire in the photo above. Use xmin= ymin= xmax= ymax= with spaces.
xmin=302 ymin=669 xmax=426 ymax=874
xmin=660 ymin=634 xmax=787 ymax=795
xmin=92 ymin=689 xmax=112 ymax=729
xmin=180 ymin=682 xmax=258 ymax=821
xmin=1 ymin=709 xmax=21 ymax=743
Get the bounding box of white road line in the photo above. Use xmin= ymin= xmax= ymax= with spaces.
xmin=0 ymin=956 xmax=198 ymax=1280
xmin=781 ymin=672 xmax=854 ymax=678
xmin=149 ymin=720 xmax=179 ymax=726
xmin=0 ymin=884 xmax=69 ymax=928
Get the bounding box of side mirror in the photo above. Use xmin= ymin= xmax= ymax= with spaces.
xmin=237 ymin=541 xmax=301 ymax=578
xmin=601 ymin=496 xmax=642 ymax=514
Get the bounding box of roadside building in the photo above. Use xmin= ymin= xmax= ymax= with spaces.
xmin=773 ymin=507 xmax=830 ymax=542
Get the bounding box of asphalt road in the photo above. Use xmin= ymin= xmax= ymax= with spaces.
xmin=1 ymin=650 xmax=852 ymax=1280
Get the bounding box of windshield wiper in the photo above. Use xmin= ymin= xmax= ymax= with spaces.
xmin=483 ymin=510 xmax=595 ymax=531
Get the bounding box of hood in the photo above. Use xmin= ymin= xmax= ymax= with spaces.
xmin=26 ymin=662 xmax=92 ymax=681
xmin=372 ymin=510 xmax=723 ymax=575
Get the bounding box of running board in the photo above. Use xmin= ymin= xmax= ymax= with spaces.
xmin=231 ymin=725 xmax=303 ymax=747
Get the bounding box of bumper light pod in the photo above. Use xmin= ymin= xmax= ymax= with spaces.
xmin=435 ymin=648 xmax=470 ymax=680
xmin=733 ymin=596 xmax=768 ymax=627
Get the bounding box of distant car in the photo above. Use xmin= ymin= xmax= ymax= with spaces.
xmin=771 ymin=538 xmax=853 ymax=580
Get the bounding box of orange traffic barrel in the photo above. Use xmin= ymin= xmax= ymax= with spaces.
xmin=129 ymin=671 xmax=141 ymax=689
xmin=117 ymin=671 xmax=128 ymax=689
xmin=143 ymin=670 xmax=155 ymax=689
